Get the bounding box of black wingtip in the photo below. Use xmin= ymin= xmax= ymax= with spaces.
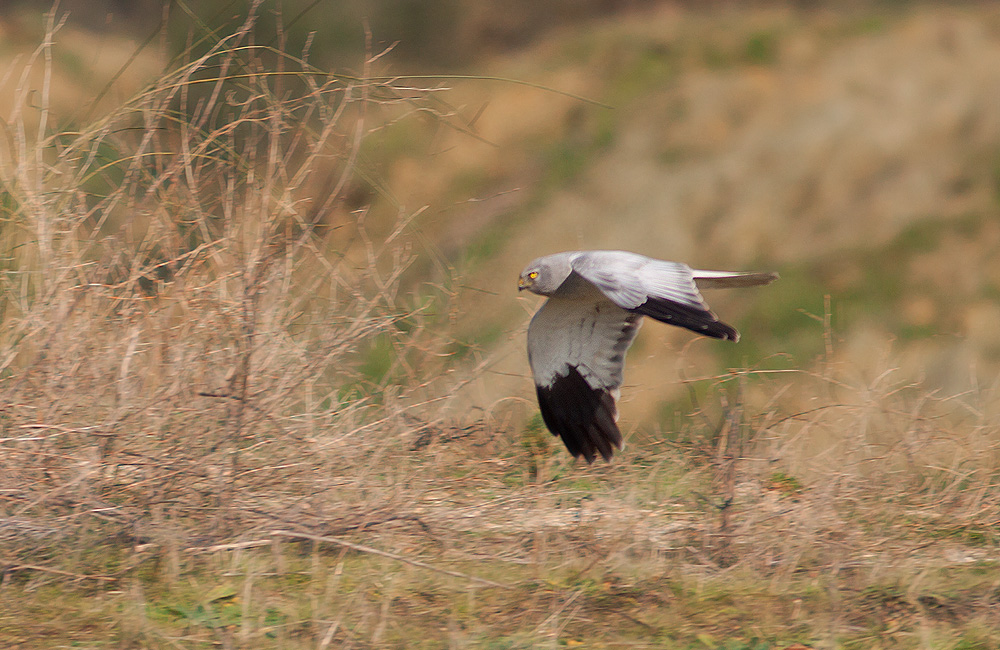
xmin=632 ymin=297 xmax=739 ymax=341
xmin=536 ymin=367 xmax=623 ymax=463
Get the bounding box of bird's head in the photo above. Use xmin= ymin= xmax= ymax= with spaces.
xmin=518 ymin=255 xmax=570 ymax=295
xmin=518 ymin=267 xmax=541 ymax=293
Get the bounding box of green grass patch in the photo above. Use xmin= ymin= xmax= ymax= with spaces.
xmin=744 ymin=31 xmax=780 ymax=66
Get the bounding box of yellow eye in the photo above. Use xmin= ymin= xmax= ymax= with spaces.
xmin=528 ymin=271 xmax=538 ymax=279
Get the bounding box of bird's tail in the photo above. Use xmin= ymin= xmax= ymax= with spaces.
xmin=693 ymin=270 xmax=779 ymax=289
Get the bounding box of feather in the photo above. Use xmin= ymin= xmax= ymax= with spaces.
xmin=520 ymin=250 xmax=776 ymax=462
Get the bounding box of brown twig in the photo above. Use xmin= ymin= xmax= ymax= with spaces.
xmin=270 ymin=530 xmax=512 ymax=589
xmin=2 ymin=559 xmax=118 ymax=582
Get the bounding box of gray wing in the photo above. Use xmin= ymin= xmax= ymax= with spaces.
xmin=527 ymin=295 xmax=641 ymax=463
xmin=569 ymin=251 xmax=739 ymax=341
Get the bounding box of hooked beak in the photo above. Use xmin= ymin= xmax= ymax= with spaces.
xmin=518 ymin=276 xmax=530 ymax=291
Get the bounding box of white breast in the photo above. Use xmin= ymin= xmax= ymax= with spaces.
xmin=527 ymin=295 xmax=642 ymax=391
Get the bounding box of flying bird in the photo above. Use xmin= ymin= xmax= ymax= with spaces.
xmin=518 ymin=250 xmax=777 ymax=463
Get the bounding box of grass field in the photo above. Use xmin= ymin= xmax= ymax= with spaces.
xmin=2 ymin=4 xmax=1000 ymax=649
xmin=4 ymin=366 xmax=1000 ymax=648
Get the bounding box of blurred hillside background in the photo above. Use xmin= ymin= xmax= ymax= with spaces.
xmin=3 ymin=0 xmax=1000 ymax=413
xmin=3 ymin=1 xmax=1000 ymax=647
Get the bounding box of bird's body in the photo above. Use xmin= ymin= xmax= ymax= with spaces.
xmin=519 ymin=250 xmax=777 ymax=463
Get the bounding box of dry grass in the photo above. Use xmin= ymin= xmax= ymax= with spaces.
xmin=2 ymin=6 xmax=1000 ymax=650
xmin=0 ymin=2 xmax=464 ymax=579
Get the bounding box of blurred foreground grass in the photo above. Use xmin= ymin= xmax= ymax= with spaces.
xmin=5 ymin=366 xmax=1000 ymax=649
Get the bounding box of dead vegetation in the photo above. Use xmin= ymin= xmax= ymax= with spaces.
xmin=0 ymin=4 xmax=462 ymax=564
xmin=1 ymin=5 xmax=1000 ymax=650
